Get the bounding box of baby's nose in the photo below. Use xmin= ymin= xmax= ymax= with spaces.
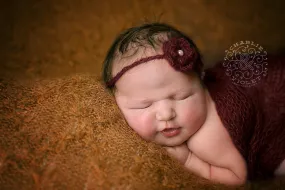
xmin=156 ymin=108 xmax=176 ymax=121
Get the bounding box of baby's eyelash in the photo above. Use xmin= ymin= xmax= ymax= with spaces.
xmin=131 ymin=104 xmax=151 ymax=109
xmin=175 ymin=94 xmax=191 ymax=100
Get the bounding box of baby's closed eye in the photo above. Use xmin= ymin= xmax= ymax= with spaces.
xmin=173 ymin=93 xmax=192 ymax=101
xmin=129 ymin=104 xmax=152 ymax=110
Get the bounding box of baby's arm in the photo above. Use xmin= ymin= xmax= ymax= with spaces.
xmin=185 ymin=152 xmax=246 ymax=186
xmin=165 ymin=144 xmax=246 ymax=186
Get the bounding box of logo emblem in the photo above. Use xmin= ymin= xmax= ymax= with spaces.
xmin=223 ymin=41 xmax=268 ymax=87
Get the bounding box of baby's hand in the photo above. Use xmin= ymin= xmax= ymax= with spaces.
xmin=164 ymin=143 xmax=190 ymax=165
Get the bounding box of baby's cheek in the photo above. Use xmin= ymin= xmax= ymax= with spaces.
xmin=178 ymin=102 xmax=206 ymax=130
xmin=127 ymin=113 xmax=154 ymax=141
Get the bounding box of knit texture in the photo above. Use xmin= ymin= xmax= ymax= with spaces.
xmin=0 ymin=75 xmax=229 ymax=189
xmin=204 ymin=54 xmax=285 ymax=181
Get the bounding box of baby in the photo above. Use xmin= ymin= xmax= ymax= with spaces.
xmin=102 ymin=23 xmax=285 ymax=185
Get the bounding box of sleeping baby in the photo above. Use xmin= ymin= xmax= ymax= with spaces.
xmin=101 ymin=22 xmax=285 ymax=185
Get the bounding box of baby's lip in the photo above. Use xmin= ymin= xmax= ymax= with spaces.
xmin=161 ymin=127 xmax=181 ymax=138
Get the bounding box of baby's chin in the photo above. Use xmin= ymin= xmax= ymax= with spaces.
xmin=153 ymin=137 xmax=188 ymax=147
xmin=141 ymin=132 xmax=190 ymax=147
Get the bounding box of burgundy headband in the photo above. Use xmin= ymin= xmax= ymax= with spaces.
xmin=106 ymin=37 xmax=203 ymax=88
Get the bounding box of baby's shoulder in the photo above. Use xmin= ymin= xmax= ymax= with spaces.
xmin=187 ymin=100 xmax=245 ymax=167
xmin=188 ymin=106 xmax=232 ymax=154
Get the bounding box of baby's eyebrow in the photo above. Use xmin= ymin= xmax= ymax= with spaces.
xmin=125 ymin=98 xmax=151 ymax=105
xmin=131 ymin=90 xmax=190 ymax=104
xmin=138 ymin=99 xmax=152 ymax=104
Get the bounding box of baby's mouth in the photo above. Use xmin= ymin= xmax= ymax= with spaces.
xmin=161 ymin=127 xmax=181 ymax=138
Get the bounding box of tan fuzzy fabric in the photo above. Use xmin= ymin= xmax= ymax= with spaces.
xmin=0 ymin=75 xmax=220 ymax=189
xmin=0 ymin=75 xmax=285 ymax=190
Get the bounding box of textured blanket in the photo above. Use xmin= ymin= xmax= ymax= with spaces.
xmin=205 ymin=54 xmax=285 ymax=181
xmin=0 ymin=74 xmax=285 ymax=189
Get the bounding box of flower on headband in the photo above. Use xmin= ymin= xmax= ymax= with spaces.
xmin=163 ymin=38 xmax=197 ymax=72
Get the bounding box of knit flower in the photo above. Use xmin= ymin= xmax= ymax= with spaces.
xmin=163 ymin=37 xmax=197 ymax=72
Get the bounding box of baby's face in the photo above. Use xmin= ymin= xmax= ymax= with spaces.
xmin=113 ymin=51 xmax=208 ymax=146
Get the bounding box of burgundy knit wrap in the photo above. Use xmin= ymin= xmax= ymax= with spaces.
xmin=106 ymin=38 xmax=203 ymax=88
xmin=204 ymin=54 xmax=285 ymax=181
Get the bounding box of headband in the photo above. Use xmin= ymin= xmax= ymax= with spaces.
xmin=106 ymin=37 xmax=203 ymax=88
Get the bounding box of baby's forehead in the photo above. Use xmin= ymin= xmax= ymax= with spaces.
xmin=111 ymin=33 xmax=170 ymax=77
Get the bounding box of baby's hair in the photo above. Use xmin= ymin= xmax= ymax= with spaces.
xmin=101 ymin=22 xmax=203 ymax=92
